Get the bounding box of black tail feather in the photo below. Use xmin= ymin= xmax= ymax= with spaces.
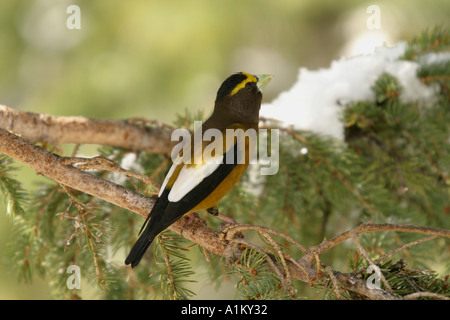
xmin=124 ymin=227 xmax=155 ymax=268
xmin=125 ymin=213 xmax=166 ymax=267
xmin=125 ymin=191 xmax=171 ymax=268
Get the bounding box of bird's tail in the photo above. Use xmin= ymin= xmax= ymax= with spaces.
xmin=125 ymin=213 xmax=163 ymax=268
xmin=125 ymin=186 xmax=190 ymax=267
xmin=125 ymin=228 xmax=151 ymax=268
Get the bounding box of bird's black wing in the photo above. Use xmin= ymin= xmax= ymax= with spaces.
xmin=125 ymin=143 xmax=239 ymax=268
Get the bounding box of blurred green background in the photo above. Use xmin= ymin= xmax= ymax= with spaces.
xmin=0 ymin=0 xmax=449 ymax=299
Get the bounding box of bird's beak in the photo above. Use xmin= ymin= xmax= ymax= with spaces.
xmin=256 ymin=74 xmax=274 ymax=92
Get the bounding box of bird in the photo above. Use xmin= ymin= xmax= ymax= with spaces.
xmin=125 ymin=72 xmax=273 ymax=268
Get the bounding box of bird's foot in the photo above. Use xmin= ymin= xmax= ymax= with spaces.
xmin=207 ymin=207 xmax=238 ymax=225
xmin=206 ymin=206 xmax=219 ymax=216
xmin=207 ymin=208 xmax=243 ymax=238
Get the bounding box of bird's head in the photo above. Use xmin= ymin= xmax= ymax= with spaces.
xmin=214 ymin=72 xmax=273 ymax=124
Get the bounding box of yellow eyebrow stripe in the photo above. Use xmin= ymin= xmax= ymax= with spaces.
xmin=230 ymin=72 xmax=258 ymax=96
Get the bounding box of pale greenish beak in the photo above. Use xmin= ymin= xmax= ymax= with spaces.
xmin=256 ymin=74 xmax=274 ymax=92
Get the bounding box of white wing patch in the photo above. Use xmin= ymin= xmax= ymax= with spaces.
xmin=158 ymin=142 xmax=229 ymax=202
xmin=158 ymin=126 xmax=254 ymax=202
xmin=167 ymin=161 xmax=222 ymax=202
xmin=158 ymin=149 xmax=224 ymax=202
xmin=158 ymin=161 xmax=177 ymax=197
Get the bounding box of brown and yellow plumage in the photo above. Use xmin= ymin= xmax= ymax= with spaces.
xmin=125 ymin=72 xmax=272 ymax=267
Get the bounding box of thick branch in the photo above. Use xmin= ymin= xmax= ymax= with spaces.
xmin=0 ymin=128 xmax=155 ymax=215
xmin=0 ymin=128 xmax=230 ymax=258
xmin=0 ymin=105 xmax=173 ymax=154
xmin=1 ymin=108 xmax=449 ymax=300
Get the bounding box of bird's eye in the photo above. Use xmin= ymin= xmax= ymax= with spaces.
xmin=245 ymin=82 xmax=253 ymax=90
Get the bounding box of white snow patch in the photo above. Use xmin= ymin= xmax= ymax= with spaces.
xmin=261 ymin=42 xmax=442 ymax=140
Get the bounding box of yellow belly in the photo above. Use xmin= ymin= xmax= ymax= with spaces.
xmin=188 ymin=163 xmax=248 ymax=213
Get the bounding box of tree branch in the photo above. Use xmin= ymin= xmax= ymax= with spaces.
xmin=0 ymin=127 xmax=232 ymax=257
xmin=0 ymin=128 xmax=155 ymax=216
xmin=1 ymin=106 xmax=449 ymax=300
xmin=311 ymin=223 xmax=450 ymax=256
xmin=0 ymin=105 xmax=174 ymax=154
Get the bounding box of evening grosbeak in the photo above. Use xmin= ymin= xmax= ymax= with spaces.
xmin=125 ymin=72 xmax=273 ymax=267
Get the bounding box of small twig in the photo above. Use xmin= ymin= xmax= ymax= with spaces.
xmin=158 ymin=236 xmax=177 ymax=300
xmin=351 ymin=232 xmax=394 ymax=294
xmin=229 ymin=238 xmax=291 ymax=293
xmin=61 ymin=155 xmax=161 ymax=191
xmin=332 ymin=270 xmax=401 ymax=300
xmin=312 ymin=251 xmax=324 ymax=278
xmin=59 ymin=184 xmax=107 ymax=287
xmin=149 ymin=157 xmax=169 ymax=181
xmin=351 ymin=236 xmax=438 ymax=277
xmin=324 ymin=266 xmax=343 ymax=299
xmin=313 ymin=222 xmax=450 ymax=256
xmin=374 ymin=235 xmax=437 ymax=265
xmin=223 ymin=224 xmax=309 ymax=254
xmin=403 ymin=292 xmax=450 ymax=300
xmin=259 ymin=231 xmax=295 ymax=295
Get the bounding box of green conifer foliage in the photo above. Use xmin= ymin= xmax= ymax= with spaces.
xmin=0 ymin=26 xmax=449 ymax=300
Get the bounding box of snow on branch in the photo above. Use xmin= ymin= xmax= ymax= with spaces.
xmin=261 ymin=42 xmax=448 ymax=140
